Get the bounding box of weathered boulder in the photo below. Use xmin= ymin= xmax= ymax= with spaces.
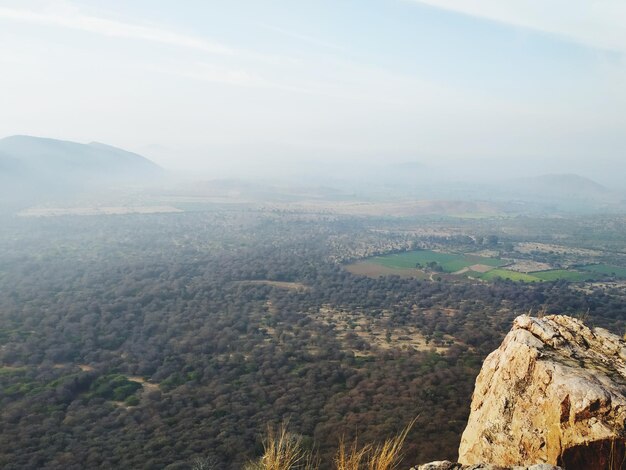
xmin=413 ymin=462 xmax=561 ymax=470
xmin=459 ymin=315 xmax=626 ymax=469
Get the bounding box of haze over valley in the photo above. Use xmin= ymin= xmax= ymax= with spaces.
xmin=1 ymin=135 xmax=624 ymax=216
xmin=1 ymin=2 xmax=626 ymax=469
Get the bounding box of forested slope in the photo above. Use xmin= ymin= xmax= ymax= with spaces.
xmin=0 ymin=212 xmax=624 ymax=469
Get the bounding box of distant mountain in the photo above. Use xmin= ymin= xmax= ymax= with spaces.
xmin=507 ymin=173 xmax=609 ymax=197
xmin=482 ymin=173 xmax=617 ymax=212
xmin=0 ymin=135 xmax=163 ymax=200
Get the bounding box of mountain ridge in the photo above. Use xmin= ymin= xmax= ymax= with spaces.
xmin=507 ymin=173 xmax=609 ymax=194
xmin=0 ymin=135 xmax=164 ymax=201
xmin=0 ymin=135 xmax=162 ymax=173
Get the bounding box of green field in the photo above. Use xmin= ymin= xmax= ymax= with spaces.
xmin=369 ymin=250 xmax=505 ymax=273
xmin=530 ymin=270 xmax=591 ymax=282
xmin=476 ymin=268 xmax=594 ymax=283
xmin=580 ymin=264 xmax=626 ymax=279
xmin=360 ymin=250 xmax=617 ymax=283
xmin=476 ymin=269 xmax=541 ymax=282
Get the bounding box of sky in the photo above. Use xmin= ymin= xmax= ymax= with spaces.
xmin=1 ymin=0 xmax=625 ymax=182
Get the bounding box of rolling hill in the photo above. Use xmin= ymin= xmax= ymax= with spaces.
xmin=0 ymin=135 xmax=164 ymax=201
xmin=507 ymin=173 xmax=609 ymax=197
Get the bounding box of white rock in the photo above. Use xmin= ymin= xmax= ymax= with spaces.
xmin=459 ymin=315 xmax=626 ymax=468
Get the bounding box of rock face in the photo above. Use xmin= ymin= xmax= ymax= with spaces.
xmin=414 ymin=461 xmax=561 ymax=470
xmin=459 ymin=315 xmax=626 ymax=469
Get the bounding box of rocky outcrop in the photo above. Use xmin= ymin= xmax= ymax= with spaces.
xmin=414 ymin=462 xmax=561 ymax=470
xmin=458 ymin=315 xmax=626 ymax=469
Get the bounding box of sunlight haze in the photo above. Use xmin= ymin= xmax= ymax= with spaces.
xmin=1 ymin=0 xmax=625 ymax=184
xmin=3 ymin=4 xmax=626 ymax=469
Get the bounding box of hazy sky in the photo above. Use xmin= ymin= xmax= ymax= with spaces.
xmin=1 ymin=0 xmax=625 ymax=179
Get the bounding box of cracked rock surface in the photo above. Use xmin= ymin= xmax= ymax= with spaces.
xmin=458 ymin=315 xmax=626 ymax=469
xmin=413 ymin=462 xmax=562 ymax=470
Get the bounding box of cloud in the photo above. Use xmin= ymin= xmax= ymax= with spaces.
xmin=0 ymin=5 xmax=235 ymax=56
xmin=412 ymin=0 xmax=626 ymax=52
xmin=159 ymin=62 xmax=265 ymax=88
xmin=258 ymin=23 xmax=346 ymax=52
xmin=0 ymin=3 xmax=412 ymax=98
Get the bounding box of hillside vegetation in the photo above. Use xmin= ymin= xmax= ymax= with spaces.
xmin=0 ymin=211 xmax=624 ymax=468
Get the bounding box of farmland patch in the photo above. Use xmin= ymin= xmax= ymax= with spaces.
xmin=475 ymin=269 xmax=541 ymax=282
xmin=581 ymin=264 xmax=626 ymax=279
xmin=235 ymin=280 xmax=310 ymax=291
xmin=530 ymin=270 xmax=591 ymax=282
xmin=367 ymin=250 xmax=505 ymax=273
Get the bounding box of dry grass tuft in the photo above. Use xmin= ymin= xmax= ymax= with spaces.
xmin=249 ymin=418 xmax=416 ymax=470
xmin=335 ymin=417 xmax=417 ymax=470
xmin=335 ymin=438 xmax=371 ymax=470
xmin=245 ymin=422 xmax=318 ymax=470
